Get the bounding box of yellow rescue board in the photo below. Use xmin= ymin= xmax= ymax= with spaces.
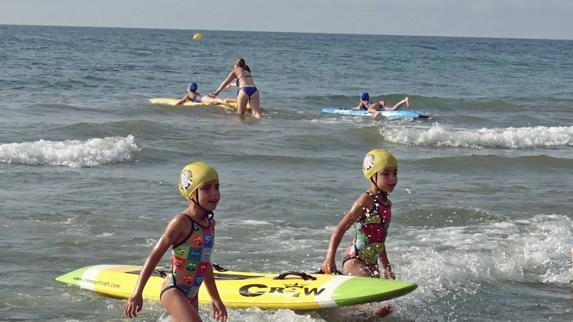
xmin=149 ymin=98 xmax=250 ymax=110
xmin=56 ymin=264 xmax=417 ymax=310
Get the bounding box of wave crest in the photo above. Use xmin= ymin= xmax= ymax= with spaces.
xmin=0 ymin=135 xmax=139 ymax=167
xmin=381 ymin=123 xmax=573 ymax=149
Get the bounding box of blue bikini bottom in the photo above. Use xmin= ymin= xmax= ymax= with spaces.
xmin=239 ymin=87 xmax=258 ymax=97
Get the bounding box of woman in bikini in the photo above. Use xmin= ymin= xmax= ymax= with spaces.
xmin=209 ymin=58 xmax=263 ymax=119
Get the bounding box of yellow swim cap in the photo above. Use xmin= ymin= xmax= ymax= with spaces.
xmin=362 ymin=149 xmax=398 ymax=180
xmin=178 ymin=162 xmax=219 ymax=201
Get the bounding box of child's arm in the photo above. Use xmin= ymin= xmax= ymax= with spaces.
xmin=204 ymin=264 xmax=228 ymax=322
xmin=210 ymin=71 xmax=236 ymax=97
xmin=124 ymin=217 xmax=184 ymax=318
xmin=352 ymin=101 xmax=365 ymax=110
xmin=175 ymin=93 xmax=191 ymax=105
xmin=321 ymin=197 xmax=369 ymax=274
xmin=384 ymin=97 xmax=408 ymax=111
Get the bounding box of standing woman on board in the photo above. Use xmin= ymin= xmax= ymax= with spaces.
xmin=209 ymin=58 xmax=263 ymax=119
xmin=124 ymin=162 xmax=227 ymax=322
xmin=321 ymin=149 xmax=398 ymax=317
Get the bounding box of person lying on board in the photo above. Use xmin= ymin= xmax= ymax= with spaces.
xmin=124 ymin=162 xmax=227 ymax=322
xmin=353 ymin=92 xmax=409 ymax=118
xmin=176 ymin=82 xmax=232 ymax=106
xmin=321 ymin=149 xmax=399 ymax=317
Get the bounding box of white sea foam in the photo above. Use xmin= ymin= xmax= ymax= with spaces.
xmin=381 ymin=123 xmax=573 ymax=149
xmin=241 ymin=219 xmax=273 ymax=226
xmin=393 ymin=213 xmax=573 ymax=303
xmin=0 ymin=135 xmax=139 ymax=167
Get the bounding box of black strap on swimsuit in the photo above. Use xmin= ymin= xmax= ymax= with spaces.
xmin=191 ymin=190 xmax=214 ymax=219
xmin=172 ymin=214 xmax=196 ymax=248
xmin=173 ymin=213 xmax=213 ymax=248
xmin=365 ymin=190 xmax=390 ymax=204
xmin=364 ymin=191 xmax=380 ymax=213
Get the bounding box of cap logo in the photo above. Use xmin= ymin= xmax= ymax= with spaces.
xmin=363 ymin=153 xmax=375 ymax=171
xmin=180 ymin=170 xmax=193 ymax=191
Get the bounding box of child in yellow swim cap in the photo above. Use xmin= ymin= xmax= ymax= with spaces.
xmin=321 ymin=149 xmax=398 ymax=317
xmin=124 ymin=162 xmax=227 ymax=322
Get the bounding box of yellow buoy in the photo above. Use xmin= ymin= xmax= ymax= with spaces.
xmin=193 ymin=32 xmax=203 ymax=40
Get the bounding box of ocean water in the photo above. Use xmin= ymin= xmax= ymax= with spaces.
xmin=1 ymin=25 xmax=572 ymax=322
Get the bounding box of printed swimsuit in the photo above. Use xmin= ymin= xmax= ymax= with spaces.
xmin=343 ymin=192 xmax=391 ymax=271
xmin=160 ymin=214 xmax=214 ymax=300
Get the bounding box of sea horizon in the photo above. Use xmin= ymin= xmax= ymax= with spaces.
xmin=2 ymin=22 xmax=573 ymax=42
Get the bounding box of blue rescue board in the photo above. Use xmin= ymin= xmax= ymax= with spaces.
xmin=322 ymin=107 xmax=429 ymax=120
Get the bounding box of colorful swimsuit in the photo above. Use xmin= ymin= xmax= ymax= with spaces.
xmin=343 ymin=192 xmax=391 ymax=271
xmin=160 ymin=214 xmax=214 ymax=300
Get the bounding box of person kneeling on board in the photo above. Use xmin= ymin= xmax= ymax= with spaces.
xmin=321 ymin=149 xmax=400 ymax=317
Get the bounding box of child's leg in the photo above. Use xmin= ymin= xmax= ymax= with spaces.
xmin=160 ymin=288 xmax=201 ymax=322
xmin=367 ymin=102 xmax=382 ymax=118
xmin=368 ymin=102 xmax=382 ymax=111
xmin=367 ymin=108 xmax=381 ymax=118
xmin=375 ymin=304 xmax=393 ymax=317
xmin=387 ymin=97 xmax=409 ymax=110
xmin=201 ymin=96 xmax=226 ymax=105
xmin=343 ymin=258 xmax=378 ymax=277
xmin=224 ymin=98 xmax=237 ymax=105
xmin=343 ymin=259 xmax=392 ymax=318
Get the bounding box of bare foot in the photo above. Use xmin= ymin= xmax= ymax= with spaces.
xmin=374 ymin=304 xmax=392 ymax=317
xmin=404 ymin=97 xmax=410 ymax=108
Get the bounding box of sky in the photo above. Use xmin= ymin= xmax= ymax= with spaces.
xmin=1 ymin=0 xmax=572 ymax=40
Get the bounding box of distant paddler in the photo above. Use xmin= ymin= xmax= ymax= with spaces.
xmin=353 ymin=92 xmax=410 ymax=119
xmin=176 ymin=82 xmax=232 ymax=106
